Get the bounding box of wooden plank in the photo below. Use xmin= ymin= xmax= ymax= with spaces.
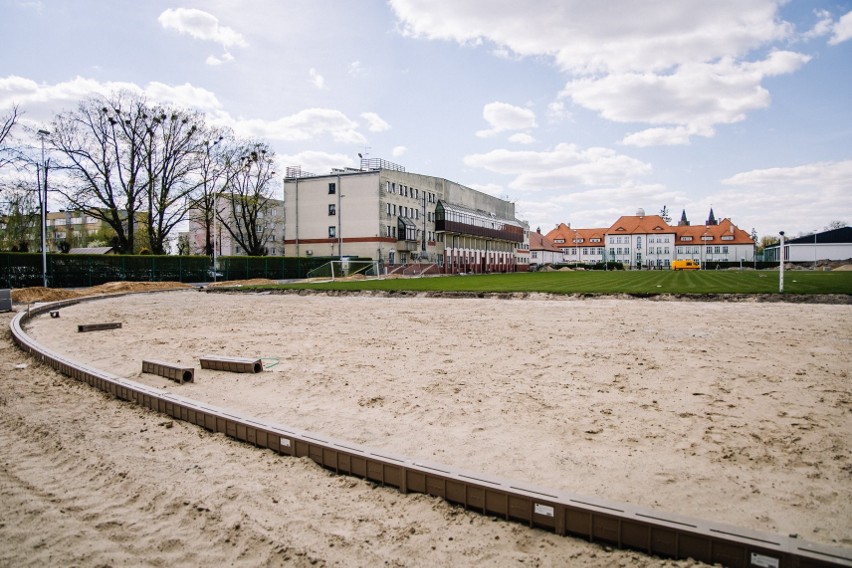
xmin=77 ymin=322 xmax=122 ymax=332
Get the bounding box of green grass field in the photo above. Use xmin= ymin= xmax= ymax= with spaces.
xmin=257 ymin=270 xmax=852 ymax=296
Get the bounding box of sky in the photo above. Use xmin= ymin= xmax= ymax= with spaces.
xmin=2 ymin=0 xmax=851 ymax=240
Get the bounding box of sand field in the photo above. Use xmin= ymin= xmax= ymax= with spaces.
xmin=2 ymin=288 xmax=850 ymax=566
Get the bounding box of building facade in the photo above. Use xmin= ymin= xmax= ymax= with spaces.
xmin=545 ymin=209 xmax=755 ymax=269
xmin=764 ymin=226 xmax=852 ymax=263
xmin=528 ymin=228 xmax=564 ymax=267
xmin=282 ymin=159 xmax=528 ymax=273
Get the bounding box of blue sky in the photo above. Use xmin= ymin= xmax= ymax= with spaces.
xmin=2 ymin=0 xmax=851 ymax=240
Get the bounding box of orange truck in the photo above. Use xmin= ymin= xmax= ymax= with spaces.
xmin=672 ymin=259 xmax=700 ymax=270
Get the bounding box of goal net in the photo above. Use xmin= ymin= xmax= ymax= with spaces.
xmin=306 ymin=259 xmax=381 ymax=280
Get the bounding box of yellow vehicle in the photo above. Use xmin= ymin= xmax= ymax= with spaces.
xmin=672 ymin=259 xmax=700 ymax=270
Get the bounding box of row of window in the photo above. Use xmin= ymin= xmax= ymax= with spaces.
xmin=385 ymin=181 xmax=437 ymax=204
xmin=608 ymin=236 xmax=672 ymax=244
xmin=561 ymin=248 xmax=603 ymax=255
xmin=676 ymin=246 xmax=730 ymax=254
xmin=385 ymin=202 xmax=421 ymax=220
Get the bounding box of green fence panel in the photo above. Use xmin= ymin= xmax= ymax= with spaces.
xmin=0 ymin=253 xmax=360 ymax=288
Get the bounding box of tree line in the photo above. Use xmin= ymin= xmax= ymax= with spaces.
xmin=0 ymin=92 xmax=280 ymax=256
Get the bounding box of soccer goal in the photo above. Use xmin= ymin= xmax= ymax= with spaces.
xmin=306 ymin=259 xmax=381 ymax=280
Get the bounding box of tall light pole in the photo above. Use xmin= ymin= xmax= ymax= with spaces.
xmin=37 ymin=129 xmax=50 ymax=288
xmin=813 ymin=229 xmax=818 ymax=270
xmin=779 ymin=231 xmax=785 ymax=293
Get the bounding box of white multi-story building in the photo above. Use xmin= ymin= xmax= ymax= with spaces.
xmin=282 ymin=159 xmax=528 ymax=273
xmin=546 ymin=209 xmax=755 ymax=269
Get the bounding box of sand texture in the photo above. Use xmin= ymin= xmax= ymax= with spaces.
xmin=3 ymin=289 xmax=851 ymax=566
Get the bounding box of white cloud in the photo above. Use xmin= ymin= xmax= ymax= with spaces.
xmin=564 ymin=51 xmax=810 ymax=146
xmin=232 ymin=108 xmax=366 ymax=145
xmin=309 ymin=68 xmax=327 ymax=90
xmin=392 ymin=145 xmax=407 ymax=157
xmin=158 ymin=8 xmax=247 ymax=49
xmin=546 ymin=100 xmax=570 ymax=122
xmin=206 ymin=52 xmax=235 ymax=66
xmin=391 ymin=0 xmax=791 ymax=73
xmin=464 ymin=142 xmax=652 ymax=191
xmin=0 ymin=75 xmax=222 ymax=114
xmin=476 ymin=101 xmax=537 ymax=138
xmin=829 ymin=11 xmax=852 ymax=45
xmin=280 ymin=150 xmax=356 ymax=176
xmin=0 ymin=76 xmax=369 ymax=146
xmin=720 ymin=160 xmax=852 ymax=235
xmin=348 ymin=61 xmax=365 ymax=77
xmin=361 ymin=112 xmax=391 ymax=132
xmin=508 ymin=133 xmax=535 ymax=145
xmin=390 ymin=0 xmax=810 ymax=146
xmin=802 ymin=9 xmax=834 ymax=40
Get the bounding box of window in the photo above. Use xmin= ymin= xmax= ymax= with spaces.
xmin=328 ymin=204 xmax=336 ymax=215
xmin=386 ymin=181 xmax=391 ymax=192
xmin=722 ymin=246 xmax=728 ymax=253
xmin=706 ymin=246 xmax=712 ymax=254
xmin=682 ymin=236 xmax=692 ymax=241
xmin=328 ymin=226 xmax=336 ymax=238
xmin=328 ymin=183 xmax=336 ymax=194
xmin=386 ymin=203 xmax=392 ymax=216
xmin=554 ymin=238 xmax=565 ymax=244
xmin=714 ymin=246 xmax=721 ymax=254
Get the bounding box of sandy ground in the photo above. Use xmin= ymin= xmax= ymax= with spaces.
xmin=3 ymin=287 xmax=851 ymax=566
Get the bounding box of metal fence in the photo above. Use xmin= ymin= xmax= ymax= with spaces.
xmin=0 ymin=253 xmax=340 ymax=288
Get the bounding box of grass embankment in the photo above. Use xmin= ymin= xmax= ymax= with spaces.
xmin=239 ymin=270 xmax=852 ymax=296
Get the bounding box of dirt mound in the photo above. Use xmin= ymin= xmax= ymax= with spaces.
xmin=833 ymin=264 xmax=852 ymax=271
xmin=12 ymin=281 xmax=191 ymax=304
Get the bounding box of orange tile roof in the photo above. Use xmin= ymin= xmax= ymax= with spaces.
xmin=548 ymin=215 xmax=754 ymax=246
xmin=674 ymin=218 xmax=754 ymax=245
xmin=608 ymin=215 xmax=672 ymax=234
xmin=545 ymin=223 xmax=607 ymax=247
xmin=529 ymin=231 xmax=562 ymax=252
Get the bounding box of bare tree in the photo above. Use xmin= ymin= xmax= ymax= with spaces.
xmin=140 ymin=105 xmax=206 ymax=254
xmin=824 ymin=220 xmax=848 ymax=231
xmin=48 ymin=92 xmax=208 ymax=254
xmin=659 ymin=205 xmax=671 ymax=224
xmin=186 ymin=128 xmax=235 ymax=256
xmin=0 ymin=182 xmax=39 ymax=251
xmin=48 ymin=92 xmax=149 ymax=253
xmin=220 ymin=142 xmax=279 ymax=256
xmin=0 ymin=105 xmax=20 ymax=171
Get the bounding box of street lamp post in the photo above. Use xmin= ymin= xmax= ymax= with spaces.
xmin=37 ymin=129 xmax=50 ymax=288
